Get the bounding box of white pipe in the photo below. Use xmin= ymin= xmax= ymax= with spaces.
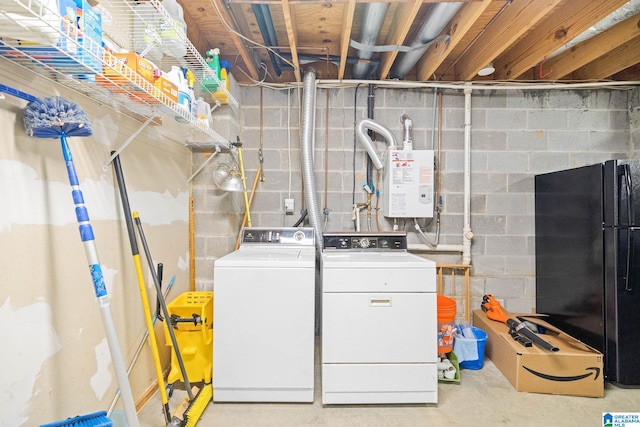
xmin=462 ymin=83 xmax=473 ymax=265
xmin=409 ymin=243 xmax=465 ymax=253
xmin=306 ymin=79 xmax=640 ymax=91
xmin=356 ymin=118 xmax=397 ymax=169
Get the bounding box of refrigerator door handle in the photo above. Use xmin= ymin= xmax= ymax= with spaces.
xmin=625 ymin=164 xmax=634 ymax=226
xmin=622 ymin=164 xmax=634 ymax=291
xmin=626 ymin=230 xmax=634 ymax=292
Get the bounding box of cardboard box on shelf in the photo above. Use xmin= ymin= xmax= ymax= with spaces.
xmin=98 ymin=51 xmax=166 ymax=105
xmin=472 ymin=309 xmax=603 ymax=398
xmin=154 ymin=75 xmax=179 ymax=103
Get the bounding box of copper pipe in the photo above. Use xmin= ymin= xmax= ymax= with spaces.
xmin=235 ymin=167 xmax=262 ymax=250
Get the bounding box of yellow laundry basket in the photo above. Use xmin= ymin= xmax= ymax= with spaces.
xmin=165 ymin=291 xmax=213 ymax=385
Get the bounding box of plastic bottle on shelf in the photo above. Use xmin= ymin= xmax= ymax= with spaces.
xmin=212 ymin=59 xmax=231 ymax=104
xmin=196 ymin=97 xmax=212 ymax=128
xmin=133 ymin=1 xmax=163 ymax=63
xmin=201 ymin=48 xmax=220 ymax=93
xmin=186 ymin=68 xmax=197 ymax=118
xmin=159 ymin=0 xmax=187 ymax=59
xmin=166 ymin=65 xmax=190 ymax=121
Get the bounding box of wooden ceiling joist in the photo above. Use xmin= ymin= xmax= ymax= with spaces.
xmin=281 ymin=0 xmax=301 ymax=82
xmin=416 ymin=0 xmax=492 ymax=81
xmin=378 ymin=0 xmax=423 ymax=80
xmin=338 ymin=0 xmax=357 ymax=80
xmin=210 ymin=0 xmax=260 ymax=80
xmin=453 ymin=0 xmax=564 ymax=81
xmin=493 ymin=0 xmax=629 ymax=80
xmin=536 ymin=15 xmax=640 ymax=80
xmin=572 ymin=34 xmax=640 ymax=81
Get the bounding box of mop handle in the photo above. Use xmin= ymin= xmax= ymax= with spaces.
xmin=133 ymin=212 xmax=194 ymax=401
xmin=60 ymin=135 xmax=140 ymax=427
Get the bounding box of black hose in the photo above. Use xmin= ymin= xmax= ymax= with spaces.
xmin=366 ymin=84 xmax=375 ymax=187
xmin=293 ymin=209 xmax=308 ymax=227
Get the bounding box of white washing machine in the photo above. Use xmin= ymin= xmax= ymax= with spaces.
xmin=213 ymin=227 xmax=316 ymax=402
xmin=321 ymin=231 xmax=438 ymax=405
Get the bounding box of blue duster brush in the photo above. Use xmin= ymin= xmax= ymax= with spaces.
xmin=23 ymin=97 xmax=140 ymax=427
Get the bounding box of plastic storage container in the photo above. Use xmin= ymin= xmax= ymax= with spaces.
xmin=165 ymin=65 xmax=190 ymax=119
xmin=165 ymin=292 xmax=213 ymax=385
xmin=15 ymin=0 xmax=102 ymax=77
xmin=196 ymin=96 xmax=212 ymax=127
xmin=133 ymin=1 xmax=163 ymax=63
xmin=458 ymin=326 xmax=488 ymax=370
xmin=159 ymin=0 xmax=187 ymax=59
xmin=437 ymin=294 xmax=456 ymax=353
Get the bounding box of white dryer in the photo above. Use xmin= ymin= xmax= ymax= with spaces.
xmin=213 ymin=227 xmax=316 ymax=402
xmin=321 ymin=231 xmax=438 ymax=405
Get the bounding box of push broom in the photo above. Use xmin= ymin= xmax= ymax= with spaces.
xmin=23 ymin=96 xmax=140 ymax=427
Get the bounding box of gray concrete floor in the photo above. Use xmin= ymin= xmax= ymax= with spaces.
xmin=136 ymin=351 xmax=640 ymax=427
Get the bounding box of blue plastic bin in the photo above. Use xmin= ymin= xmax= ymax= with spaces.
xmin=458 ymin=327 xmax=487 ymax=370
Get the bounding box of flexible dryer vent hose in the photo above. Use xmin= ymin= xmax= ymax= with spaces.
xmin=301 ymin=68 xmax=323 ymax=251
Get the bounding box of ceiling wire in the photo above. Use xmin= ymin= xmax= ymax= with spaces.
xmin=209 ymin=0 xmax=296 ymax=70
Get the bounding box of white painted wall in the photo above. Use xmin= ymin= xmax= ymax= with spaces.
xmin=0 ymin=58 xmax=191 ymax=425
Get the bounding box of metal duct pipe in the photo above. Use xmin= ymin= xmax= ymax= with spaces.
xmin=352 ymin=3 xmax=390 ymax=79
xmin=356 ymin=118 xmax=398 ymax=169
xmin=300 ymin=68 xmax=323 ymax=251
xmin=251 ymin=4 xmax=283 ymax=76
xmin=390 ymin=2 xmax=463 ymax=79
xmin=401 ymin=113 xmax=413 ymax=149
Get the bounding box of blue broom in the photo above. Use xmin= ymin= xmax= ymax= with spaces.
xmin=23 ymin=97 xmax=140 ymax=427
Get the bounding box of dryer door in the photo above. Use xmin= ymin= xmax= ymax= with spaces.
xmin=322 ymin=292 xmax=437 ymax=363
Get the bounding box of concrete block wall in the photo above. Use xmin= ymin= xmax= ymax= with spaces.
xmin=630 ymin=87 xmax=640 ymax=157
xmin=194 ymin=82 xmax=633 ymax=316
xmin=191 ymin=73 xmax=242 ymax=291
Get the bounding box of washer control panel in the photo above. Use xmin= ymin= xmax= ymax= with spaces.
xmin=323 ymin=232 xmax=407 ymax=251
xmin=241 ymin=227 xmax=315 ymax=246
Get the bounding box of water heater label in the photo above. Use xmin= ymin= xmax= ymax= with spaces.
xmin=383 ymin=149 xmax=434 ymax=218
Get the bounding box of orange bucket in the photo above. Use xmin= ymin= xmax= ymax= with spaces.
xmin=437 ymin=295 xmax=457 ymax=353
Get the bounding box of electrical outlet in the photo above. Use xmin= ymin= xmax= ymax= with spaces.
xmin=284 ymin=198 xmax=295 ymax=215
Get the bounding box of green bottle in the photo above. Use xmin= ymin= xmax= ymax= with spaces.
xmin=202 ymin=48 xmax=220 ymax=92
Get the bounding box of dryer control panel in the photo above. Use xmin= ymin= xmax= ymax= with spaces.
xmin=241 ymin=227 xmax=315 ymax=246
xmin=323 ymin=232 xmax=407 ymax=251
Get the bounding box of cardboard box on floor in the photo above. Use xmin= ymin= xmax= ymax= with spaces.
xmin=472 ymin=309 xmax=603 ymax=398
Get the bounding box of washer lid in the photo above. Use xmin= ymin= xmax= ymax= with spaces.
xmin=321 ymin=250 xmax=435 ymax=269
xmin=215 ymin=246 xmax=316 ymax=268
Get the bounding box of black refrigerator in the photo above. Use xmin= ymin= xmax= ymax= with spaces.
xmin=535 ymin=160 xmax=640 ymax=386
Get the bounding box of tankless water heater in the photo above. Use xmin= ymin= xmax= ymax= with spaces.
xmin=382 ymin=149 xmax=434 ymax=218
